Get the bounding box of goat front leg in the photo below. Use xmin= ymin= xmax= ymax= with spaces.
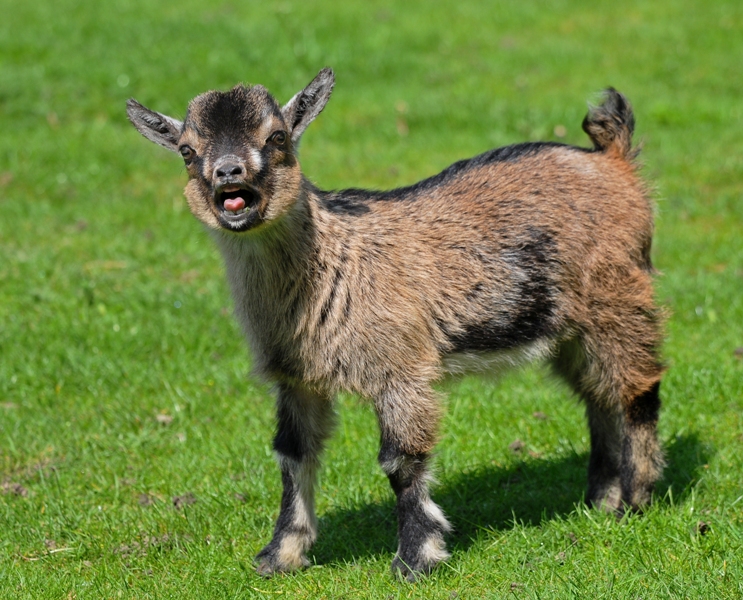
xmin=255 ymin=383 xmax=335 ymax=576
xmin=376 ymin=384 xmax=452 ymax=581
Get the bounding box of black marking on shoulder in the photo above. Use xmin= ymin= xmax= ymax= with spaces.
xmin=445 ymin=227 xmax=560 ymax=352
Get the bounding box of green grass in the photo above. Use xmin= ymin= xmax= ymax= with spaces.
xmin=1 ymin=0 xmax=742 ymax=597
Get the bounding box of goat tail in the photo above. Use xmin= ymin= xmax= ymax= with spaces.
xmin=582 ymin=88 xmax=638 ymax=160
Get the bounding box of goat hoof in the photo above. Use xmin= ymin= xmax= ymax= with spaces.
xmin=254 ymin=545 xmax=310 ymax=577
xmin=255 ymin=557 xmax=279 ymax=578
xmin=587 ymin=483 xmax=622 ymax=514
xmin=391 ymin=554 xmax=439 ymax=582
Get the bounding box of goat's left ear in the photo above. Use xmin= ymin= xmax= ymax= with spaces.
xmin=126 ymin=99 xmax=183 ymax=152
xmin=282 ymin=68 xmax=335 ymax=146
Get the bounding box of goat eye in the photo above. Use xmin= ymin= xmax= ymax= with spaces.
xmin=179 ymin=145 xmax=195 ymax=161
xmin=269 ymin=131 xmax=287 ymax=146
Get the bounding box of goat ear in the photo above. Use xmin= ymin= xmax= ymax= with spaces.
xmin=281 ymin=68 xmax=335 ymax=146
xmin=126 ymin=99 xmax=183 ymax=152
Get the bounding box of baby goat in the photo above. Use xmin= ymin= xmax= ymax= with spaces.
xmin=127 ymin=68 xmax=664 ymax=580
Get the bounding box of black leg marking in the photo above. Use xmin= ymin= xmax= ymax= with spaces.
xmin=379 ymin=448 xmax=451 ymax=581
xmin=625 ymin=381 xmax=661 ymax=427
xmin=255 ymin=385 xmax=335 ymax=576
xmin=255 ymin=457 xmax=318 ymax=576
xmin=619 ymin=382 xmax=663 ymax=511
xmin=585 ymin=402 xmax=623 ymax=511
xmin=552 ymin=339 xmax=663 ymax=514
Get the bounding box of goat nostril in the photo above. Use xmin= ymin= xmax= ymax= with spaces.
xmin=216 ymin=164 xmax=243 ymax=178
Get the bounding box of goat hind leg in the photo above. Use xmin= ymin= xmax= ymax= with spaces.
xmin=620 ymin=381 xmax=664 ymax=511
xmin=553 ymin=333 xmax=664 ymax=513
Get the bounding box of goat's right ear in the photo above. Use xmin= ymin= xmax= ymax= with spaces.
xmin=282 ymin=68 xmax=335 ymax=146
xmin=126 ymin=99 xmax=183 ymax=152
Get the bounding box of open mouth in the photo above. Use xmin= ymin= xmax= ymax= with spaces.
xmin=215 ymin=184 xmax=261 ymax=227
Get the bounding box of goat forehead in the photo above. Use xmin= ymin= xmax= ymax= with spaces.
xmin=186 ymin=85 xmax=283 ymax=139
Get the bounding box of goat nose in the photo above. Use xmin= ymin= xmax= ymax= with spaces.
xmin=215 ymin=163 xmax=244 ymax=178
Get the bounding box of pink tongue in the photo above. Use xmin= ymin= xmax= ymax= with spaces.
xmin=223 ymin=197 xmax=245 ymax=212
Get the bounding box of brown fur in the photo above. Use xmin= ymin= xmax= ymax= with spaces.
xmin=127 ymin=68 xmax=665 ymax=580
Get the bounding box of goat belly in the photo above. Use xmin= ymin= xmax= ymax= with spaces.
xmin=443 ymin=339 xmax=556 ymax=376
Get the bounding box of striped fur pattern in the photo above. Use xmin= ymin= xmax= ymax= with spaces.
xmin=127 ymin=68 xmax=665 ymax=580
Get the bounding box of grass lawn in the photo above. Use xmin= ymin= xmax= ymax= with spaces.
xmin=1 ymin=0 xmax=742 ymax=597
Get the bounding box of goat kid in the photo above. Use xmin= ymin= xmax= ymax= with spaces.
xmin=127 ymin=68 xmax=664 ymax=580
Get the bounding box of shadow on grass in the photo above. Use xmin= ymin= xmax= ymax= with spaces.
xmin=312 ymin=432 xmax=707 ymax=565
xmin=657 ymin=430 xmax=712 ymax=500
